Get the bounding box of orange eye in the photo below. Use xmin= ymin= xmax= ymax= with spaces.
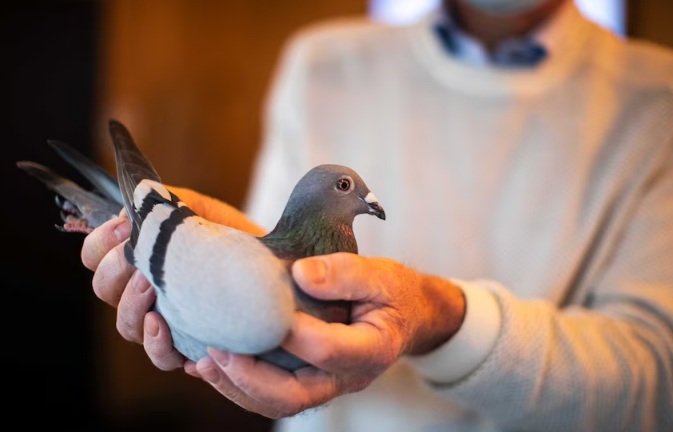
xmin=337 ymin=178 xmax=351 ymax=191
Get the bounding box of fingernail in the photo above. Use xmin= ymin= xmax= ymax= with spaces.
xmin=297 ymin=259 xmax=326 ymax=284
xmin=146 ymin=317 xmax=159 ymax=338
xmin=208 ymin=348 xmax=230 ymax=367
xmin=113 ymin=219 xmax=131 ymax=242
xmin=132 ymin=271 xmax=151 ymax=293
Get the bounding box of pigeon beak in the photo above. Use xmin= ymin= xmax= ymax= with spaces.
xmin=364 ymin=192 xmax=386 ymax=220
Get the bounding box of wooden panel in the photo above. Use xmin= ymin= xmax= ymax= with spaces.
xmin=96 ymin=0 xmax=366 ymax=207
xmin=628 ymin=0 xmax=673 ymax=48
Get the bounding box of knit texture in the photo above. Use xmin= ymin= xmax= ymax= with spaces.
xmin=245 ymin=2 xmax=673 ymax=431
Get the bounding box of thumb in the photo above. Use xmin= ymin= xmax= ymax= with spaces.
xmin=292 ymin=253 xmax=372 ymax=301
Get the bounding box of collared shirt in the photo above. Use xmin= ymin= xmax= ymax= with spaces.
xmin=433 ymin=7 xmax=548 ymax=67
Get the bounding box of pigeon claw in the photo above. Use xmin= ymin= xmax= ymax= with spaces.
xmin=54 ymin=196 xmax=93 ymax=233
xmin=58 ymin=214 xmax=95 ymax=234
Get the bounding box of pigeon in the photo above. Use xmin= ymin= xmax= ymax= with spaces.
xmin=17 ymin=119 xmax=386 ymax=371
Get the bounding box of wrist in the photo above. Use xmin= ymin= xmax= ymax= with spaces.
xmin=407 ymin=274 xmax=466 ymax=355
xmin=405 ymin=279 xmax=503 ymax=383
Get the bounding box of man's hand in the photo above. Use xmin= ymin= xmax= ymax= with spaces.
xmin=183 ymin=252 xmax=466 ymax=418
xmin=82 ymin=187 xmax=466 ymax=418
xmin=81 ymin=212 xmax=186 ymax=370
xmin=80 ymin=186 xmax=265 ymax=371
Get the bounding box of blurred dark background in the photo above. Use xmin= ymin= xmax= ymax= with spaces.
xmin=2 ymin=0 xmax=671 ymax=431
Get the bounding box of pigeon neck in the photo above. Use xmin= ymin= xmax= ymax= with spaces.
xmin=261 ymin=212 xmax=358 ymax=260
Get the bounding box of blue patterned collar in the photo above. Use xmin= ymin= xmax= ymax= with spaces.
xmin=432 ymin=11 xmax=548 ymax=68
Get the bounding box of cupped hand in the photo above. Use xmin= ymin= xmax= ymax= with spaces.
xmin=80 ymin=186 xmax=265 ymax=371
xmin=184 ymin=252 xmax=465 ymax=418
xmin=81 ymin=212 xmax=186 ymax=370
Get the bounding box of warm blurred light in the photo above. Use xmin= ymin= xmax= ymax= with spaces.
xmin=575 ymin=0 xmax=625 ymax=35
xmin=369 ymin=0 xmax=626 ymax=35
xmin=369 ymin=0 xmax=440 ymax=24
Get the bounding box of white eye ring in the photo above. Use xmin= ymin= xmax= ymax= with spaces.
xmin=335 ymin=175 xmax=354 ymax=192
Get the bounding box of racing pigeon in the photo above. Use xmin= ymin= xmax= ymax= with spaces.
xmin=17 ymin=119 xmax=386 ymax=371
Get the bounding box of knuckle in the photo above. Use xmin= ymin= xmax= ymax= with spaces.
xmin=225 ymin=391 xmax=246 ymax=406
xmin=333 ymin=372 xmax=372 ymax=396
xmin=146 ymin=344 xmax=181 ymax=371
xmin=229 ymin=371 xmax=255 ymax=394
xmin=91 ymin=271 xmax=113 ymax=304
xmin=81 ymin=219 xmax=122 ymax=270
xmin=346 ymin=377 xmax=373 ymax=394
xmin=116 ymin=310 xmax=142 ymax=343
xmin=81 ymin=231 xmax=102 ymax=270
xmin=90 ymin=277 xmax=104 ymax=301
xmin=214 ymin=383 xmax=258 ymax=411
xmin=151 ymin=357 xmax=179 ymax=371
xmin=278 ymin=405 xmax=304 ymax=419
xmin=91 ymin=245 xmax=131 ymax=306
xmin=92 ymin=269 xmax=122 ymax=306
xmin=311 ymin=342 xmax=339 ymax=367
xmin=272 ymin=396 xmax=308 ymax=418
xmin=377 ymin=317 xmax=404 ymax=351
xmin=267 ymin=410 xmax=288 ymax=420
xmin=112 ymin=244 xmax=132 ymax=273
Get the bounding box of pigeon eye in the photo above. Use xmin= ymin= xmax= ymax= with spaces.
xmin=336 ymin=178 xmax=352 ymax=192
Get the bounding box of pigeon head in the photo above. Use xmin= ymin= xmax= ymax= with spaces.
xmin=286 ymin=164 xmax=385 ymax=223
xmin=258 ymin=163 xmax=386 ymax=369
xmin=262 ymin=164 xmax=385 ymax=260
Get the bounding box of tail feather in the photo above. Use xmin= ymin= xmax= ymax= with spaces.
xmin=16 ymin=160 xmax=121 ymax=230
xmin=108 ymin=119 xmax=162 ymax=235
xmin=47 ymin=140 xmax=123 ymax=206
xmin=17 ymin=160 xmax=80 ymax=194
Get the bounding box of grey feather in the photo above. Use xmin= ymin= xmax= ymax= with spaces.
xmin=16 ymin=160 xmax=121 ymax=233
xmin=47 ymin=139 xmax=124 ymax=206
xmin=17 ymin=119 xmax=386 ymax=371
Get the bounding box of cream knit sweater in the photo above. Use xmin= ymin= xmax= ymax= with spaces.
xmin=245 ymin=2 xmax=673 ymax=431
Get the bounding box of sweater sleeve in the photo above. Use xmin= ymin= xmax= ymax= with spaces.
xmin=409 ymin=150 xmax=673 ymax=432
xmin=407 ymin=280 xmax=503 ymax=382
xmin=404 ymin=149 xmax=673 ymax=431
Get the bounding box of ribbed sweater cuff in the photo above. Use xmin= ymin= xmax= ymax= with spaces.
xmin=406 ymin=279 xmax=503 ymax=383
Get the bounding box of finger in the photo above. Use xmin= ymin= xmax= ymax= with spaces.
xmin=81 ymin=215 xmax=130 ymax=271
xmin=196 ymin=354 xmax=287 ymax=419
xmin=116 ymin=271 xmax=155 ymax=343
xmin=204 ymin=349 xmax=337 ymax=418
xmin=143 ymin=312 xmax=185 ymax=371
xmin=183 ymin=360 xmax=200 ymax=378
xmin=91 ymin=242 xmax=136 ymax=307
xmin=292 ymin=253 xmax=387 ymax=302
xmin=281 ymin=312 xmax=397 ymax=374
